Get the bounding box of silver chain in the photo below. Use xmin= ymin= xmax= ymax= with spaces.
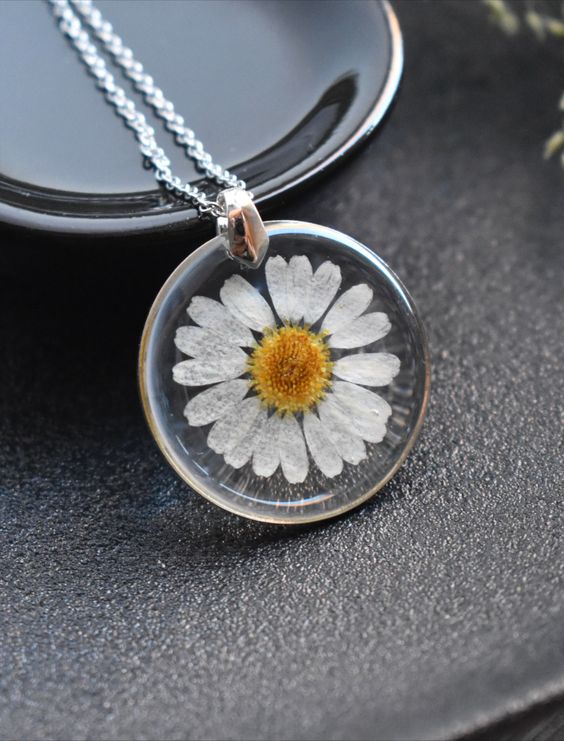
xmin=48 ymin=0 xmax=248 ymax=218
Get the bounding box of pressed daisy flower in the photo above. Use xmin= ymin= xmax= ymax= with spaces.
xmin=172 ymin=255 xmax=400 ymax=484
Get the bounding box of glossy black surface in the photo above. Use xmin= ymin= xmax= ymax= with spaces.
xmin=0 ymin=0 xmax=401 ymax=234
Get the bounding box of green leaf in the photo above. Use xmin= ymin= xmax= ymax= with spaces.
xmin=483 ymin=0 xmax=520 ymax=34
xmin=525 ymin=11 xmax=546 ymax=39
xmin=544 ymin=130 xmax=564 ymax=159
xmin=546 ymin=17 xmax=564 ymax=38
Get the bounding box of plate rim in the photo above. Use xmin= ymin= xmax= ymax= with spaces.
xmin=0 ymin=0 xmax=403 ymax=236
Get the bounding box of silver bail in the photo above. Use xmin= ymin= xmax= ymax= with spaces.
xmin=216 ymin=188 xmax=269 ymax=269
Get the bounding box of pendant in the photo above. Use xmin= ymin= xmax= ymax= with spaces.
xmin=139 ymin=190 xmax=430 ymax=524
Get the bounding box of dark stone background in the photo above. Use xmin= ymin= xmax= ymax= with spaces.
xmin=1 ymin=1 xmax=563 ymax=739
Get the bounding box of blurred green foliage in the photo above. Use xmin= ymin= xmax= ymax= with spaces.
xmin=484 ymin=0 xmax=564 ymax=167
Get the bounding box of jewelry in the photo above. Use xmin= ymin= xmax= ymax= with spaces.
xmin=50 ymin=0 xmax=430 ymax=524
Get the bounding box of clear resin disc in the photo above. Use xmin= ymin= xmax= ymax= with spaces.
xmin=139 ymin=222 xmax=430 ymax=524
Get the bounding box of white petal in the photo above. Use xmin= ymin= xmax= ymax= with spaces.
xmin=317 ymin=398 xmax=366 ymax=465
xmin=286 ymin=255 xmax=312 ymax=324
xmin=304 ymin=261 xmax=342 ymax=326
xmin=252 ymin=413 xmax=281 ymax=478
xmin=333 ymin=380 xmax=392 ymax=419
xmin=183 ymin=379 xmax=249 ymax=426
xmin=321 ymin=284 xmax=373 ymax=334
xmin=172 ymin=350 xmax=248 ymax=386
xmin=207 ymin=396 xmax=261 ymax=456
xmin=224 ymin=407 xmax=267 ymax=469
xmin=302 ymin=412 xmax=343 ymax=478
xmin=175 ymin=326 xmax=249 ymax=359
xmin=220 ymin=275 xmax=275 ymax=333
xmin=278 ymin=414 xmax=309 ymax=484
xmin=326 ymin=387 xmax=390 ymax=444
xmin=328 ymin=312 xmax=391 ymax=349
xmin=187 ymin=296 xmax=254 ymax=346
xmin=333 ymin=353 xmax=400 ymax=386
xmin=265 ymin=255 xmax=289 ymax=323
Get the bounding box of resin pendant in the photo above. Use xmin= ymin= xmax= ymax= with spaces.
xmin=139 ymin=220 xmax=430 ymax=524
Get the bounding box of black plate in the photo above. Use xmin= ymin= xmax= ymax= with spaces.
xmin=0 ymin=0 xmax=401 ymax=236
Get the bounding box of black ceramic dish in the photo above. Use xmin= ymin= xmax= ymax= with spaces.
xmin=0 ymin=0 xmax=402 ymax=236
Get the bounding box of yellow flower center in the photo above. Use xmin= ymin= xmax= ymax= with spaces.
xmin=248 ymin=325 xmax=333 ymax=414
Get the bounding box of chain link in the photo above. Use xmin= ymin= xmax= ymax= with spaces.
xmin=48 ymin=0 xmax=248 ymax=218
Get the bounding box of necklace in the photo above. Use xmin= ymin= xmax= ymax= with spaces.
xmin=50 ymin=0 xmax=430 ymax=524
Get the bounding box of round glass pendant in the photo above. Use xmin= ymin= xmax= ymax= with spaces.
xmin=139 ymin=222 xmax=430 ymax=524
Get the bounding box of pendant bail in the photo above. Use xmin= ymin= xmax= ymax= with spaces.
xmin=216 ymin=188 xmax=269 ymax=269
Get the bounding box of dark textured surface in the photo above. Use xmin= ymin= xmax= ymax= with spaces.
xmin=1 ymin=1 xmax=563 ymax=739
